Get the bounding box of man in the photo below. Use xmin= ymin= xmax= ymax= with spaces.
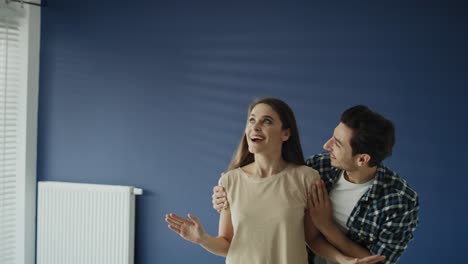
xmin=212 ymin=105 xmax=419 ymax=264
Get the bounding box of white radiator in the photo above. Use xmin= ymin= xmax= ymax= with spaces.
xmin=36 ymin=181 xmax=143 ymax=264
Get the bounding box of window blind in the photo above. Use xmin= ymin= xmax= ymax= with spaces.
xmin=0 ymin=16 xmax=20 ymax=264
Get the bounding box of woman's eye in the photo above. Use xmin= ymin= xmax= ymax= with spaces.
xmin=263 ymin=119 xmax=272 ymax=124
xmin=248 ymin=118 xmax=255 ymax=124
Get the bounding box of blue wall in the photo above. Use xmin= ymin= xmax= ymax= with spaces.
xmin=38 ymin=1 xmax=467 ymax=263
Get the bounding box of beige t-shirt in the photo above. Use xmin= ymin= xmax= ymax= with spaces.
xmin=219 ymin=164 xmax=320 ymax=264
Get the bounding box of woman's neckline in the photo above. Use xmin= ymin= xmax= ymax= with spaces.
xmin=238 ymin=163 xmax=291 ymax=182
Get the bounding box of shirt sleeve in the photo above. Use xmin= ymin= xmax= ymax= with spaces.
xmin=218 ymin=172 xmax=228 ymax=190
xmin=369 ymin=196 xmax=420 ymax=264
xmin=218 ymin=172 xmax=230 ymax=209
xmin=302 ymin=167 xmax=321 ymax=210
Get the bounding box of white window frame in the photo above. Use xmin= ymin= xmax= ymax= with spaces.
xmin=0 ymin=1 xmax=40 ymax=264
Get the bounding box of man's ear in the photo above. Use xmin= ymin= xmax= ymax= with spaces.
xmin=282 ymin=128 xmax=291 ymax=142
xmin=357 ymin=153 xmax=371 ymax=167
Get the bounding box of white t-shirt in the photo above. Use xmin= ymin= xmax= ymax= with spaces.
xmin=315 ymin=171 xmax=374 ymax=264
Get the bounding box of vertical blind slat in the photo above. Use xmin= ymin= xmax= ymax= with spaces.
xmin=0 ymin=15 xmax=21 ymax=263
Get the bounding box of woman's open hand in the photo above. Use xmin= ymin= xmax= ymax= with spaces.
xmin=165 ymin=213 xmax=207 ymax=244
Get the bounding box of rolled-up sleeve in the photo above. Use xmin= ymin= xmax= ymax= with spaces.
xmin=370 ymin=196 xmax=419 ymax=264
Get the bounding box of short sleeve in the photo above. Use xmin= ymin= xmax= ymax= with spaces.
xmin=300 ymin=166 xmax=321 ymax=209
xmin=304 ymin=166 xmax=321 ymax=189
xmin=217 ymin=172 xmax=231 ymax=210
xmin=218 ymin=172 xmax=229 ymax=190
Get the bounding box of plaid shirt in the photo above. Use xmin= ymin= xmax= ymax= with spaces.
xmin=306 ymin=153 xmax=419 ymax=264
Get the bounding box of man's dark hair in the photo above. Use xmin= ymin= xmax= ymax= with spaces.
xmin=340 ymin=105 xmax=395 ymax=167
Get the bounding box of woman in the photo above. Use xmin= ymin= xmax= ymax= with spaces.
xmin=165 ymin=98 xmax=384 ymax=264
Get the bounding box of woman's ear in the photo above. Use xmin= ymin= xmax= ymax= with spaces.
xmin=282 ymin=128 xmax=291 ymax=142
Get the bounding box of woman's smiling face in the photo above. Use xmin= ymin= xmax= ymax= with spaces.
xmin=245 ymin=103 xmax=290 ymax=155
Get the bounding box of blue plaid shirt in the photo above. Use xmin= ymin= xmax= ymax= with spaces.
xmin=306 ymin=153 xmax=419 ymax=264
